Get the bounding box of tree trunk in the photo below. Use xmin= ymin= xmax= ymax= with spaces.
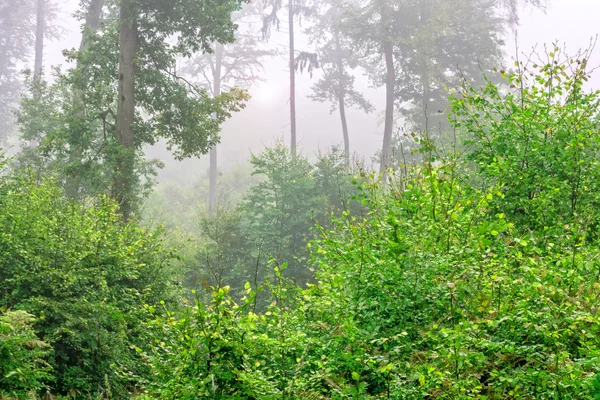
xmin=114 ymin=0 xmax=137 ymax=220
xmin=66 ymin=0 xmax=105 ymax=198
xmin=209 ymin=43 xmax=223 ymax=214
xmin=288 ymin=0 xmax=296 ymax=157
xmin=28 ymin=0 xmax=45 ymax=148
xmin=338 ymin=94 xmax=349 ymax=166
xmin=380 ymin=38 xmax=395 ymax=177
xmin=81 ymin=0 xmax=105 ymax=41
xmin=34 ymin=0 xmax=44 ymax=77
xmin=335 ymin=32 xmax=350 ymax=165
xmin=419 ymin=1 xmax=431 ymax=132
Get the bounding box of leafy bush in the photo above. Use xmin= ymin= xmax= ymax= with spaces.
xmin=0 ymin=310 xmax=52 ymax=398
xmin=0 ymin=172 xmax=177 ymax=398
xmin=143 ymin=48 xmax=600 ymax=399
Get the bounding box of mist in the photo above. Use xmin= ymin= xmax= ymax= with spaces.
xmin=36 ymin=0 xmax=599 ymax=186
xmin=4 ymin=0 xmax=600 ymax=397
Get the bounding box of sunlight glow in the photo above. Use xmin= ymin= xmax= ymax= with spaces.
xmin=252 ymin=82 xmax=280 ymax=104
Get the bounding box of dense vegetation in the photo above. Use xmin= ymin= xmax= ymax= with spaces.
xmin=2 ymin=44 xmax=600 ymax=399
xmin=3 ymin=0 xmax=600 ymax=396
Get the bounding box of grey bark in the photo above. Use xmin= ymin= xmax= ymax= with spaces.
xmin=209 ymin=43 xmax=223 ymax=214
xmin=288 ymin=0 xmax=296 ymax=157
xmin=34 ymin=0 xmax=44 ymax=77
xmin=115 ymin=0 xmax=138 ymax=220
xmin=335 ymin=32 xmax=350 ymax=165
xmin=28 ymin=0 xmax=45 ymax=147
xmin=380 ymin=38 xmax=395 ymax=177
xmin=338 ymin=94 xmax=349 ymax=166
xmin=66 ymin=0 xmax=105 ymax=198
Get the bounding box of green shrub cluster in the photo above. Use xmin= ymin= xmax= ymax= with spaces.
xmin=141 ymin=50 xmax=600 ymax=399
xmin=4 ymin=48 xmax=600 ymax=399
xmin=0 ymin=173 xmax=176 ymax=398
xmin=0 ymin=310 xmax=52 ymax=398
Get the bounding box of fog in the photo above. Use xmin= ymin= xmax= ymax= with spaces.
xmin=5 ymin=1 xmax=600 ymax=395
xmin=36 ymin=0 xmax=600 ymax=185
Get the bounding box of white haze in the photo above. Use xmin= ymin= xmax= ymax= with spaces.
xmin=44 ymin=0 xmax=600 ymax=184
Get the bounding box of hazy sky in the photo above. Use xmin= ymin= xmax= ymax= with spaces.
xmin=44 ymin=0 xmax=600 ymax=183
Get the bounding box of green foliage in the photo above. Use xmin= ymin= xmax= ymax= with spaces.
xmin=15 ymin=65 xmax=165 ymax=204
xmin=313 ymin=146 xmax=359 ymax=216
xmin=15 ymin=0 xmax=250 ymax=214
xmin=453 ymin=45 xmax=600 ymax=238
xmin=0 ymin=171 xmax=177 ymax=398
xmin=141 ymin=145 xmax=359 ymax=306
xmin=237 ymin=144 xmax=359 ymax=288
xmin=0 ymin=310 xmax=52 ymax=398
xmin=11 ymin=41 xmax=600 ymax=400
xmin=142 ymin=267 xmax=313 ymax=399
xmin=239 ymin=144 xmax=323 ymax=283
xmin=142 ymin=47 xmax=600 ymax=399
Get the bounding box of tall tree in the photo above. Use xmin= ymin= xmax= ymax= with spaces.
xmin=28 ymin=0 xmax=60 ymax=149
xmin=110 ymin=0 xmax=250 ymax=219
xmin=396 ymin=0 xmax=504 ymax=135
xmin=33 ymin=0 xmax=61 ymax=76
xmin=398 ymin=0 xmax=547 ymax=136
xmin=342 ymin=0 xmax=416 ymax=176
xmin=0 ymin=0 xmax=35 ymax=145
xmin=34 ymin=0 xmax=44 ymax=77
xmin=262 ymin=0 xmax=313 ymax=157
xmin=343 ymin=0 xmax=547 ymax=175
xmin=184 ymin=4 xmax=272 ymax=212
xmin=65 ymin=0 xmax=105 ymax=198
xmin=114 ymin=0 xmax=137 ymax=218
xmin=16 ymin=0 xmax=249 ymax=219
xmin=308 ymin=0 xmax=373 ymax=164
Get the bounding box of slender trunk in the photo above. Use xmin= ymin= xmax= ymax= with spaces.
xmin=288 ymin=0 xmax=296 ymax=157
xmin=114 ymin=0 xmax=137 ymax=220
xmin=334 ymin=32 xmax=350 ymax=165
xmin=380 ymin=38 xmax=395 ymax=177
xmin=0 ymin=28 xmax=9 ymax=145
xmin=209 ymin=44 xmax=223 ymax=214
xmin=338 ymin=95 xmax=349 ymax=165
xmin=34 ymin=0 xmax=44 ymax=77
xmin=66 ymin=0 xmax=105 ymax=198
xmin=28 ymin=0 xmax=45 ymax=148
xmin=420 ymin=1 xmax=431 ymax=132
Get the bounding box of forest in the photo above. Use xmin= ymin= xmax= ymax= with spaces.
xmin=2 ymin=0 xmax=600 ymax=398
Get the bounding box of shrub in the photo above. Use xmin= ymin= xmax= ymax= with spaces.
xmin=0 ymin=310 xmax=52 ymax=398
xmin=0 ymin=173 xmax=177 ymax=397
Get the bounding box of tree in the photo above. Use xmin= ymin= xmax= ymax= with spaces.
xmin=308 ymin=0 xmax=373 ymax=165
xmin=454 ymin=44 xmax=600 ymax=234
xmin=65 ymin=0 xmax=106 ymax=198
xmin=240 ymin=143 xmax=323 ymax=284
xmin=395 ymin=0 xmax=504 ymax=135
xmin=342 ymin=0 xmax=416 ymax=176
xmin=394 ymin=0 xmax=546 ymax=137
xmin=0 ymin=170 xmax=178 ymax=396
xmin=16 ymin=0 xmax=250 ymax=219
xmin=34 ymin=0 xmax=44 ymax=77
xmin=184 ymin=3 xmax=272 ymax=213
xmin=112 ymin=0 xmax=250 ymax=220
xmin=33 ymin=0 xmax=61 ymax=77
xmin=343 ymin=0 xmax=547 ymax=176
xmin=262 ymin=0 xmax=314 ymax=157
xmin=0 ymin=0 xmax=35 ymax=145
